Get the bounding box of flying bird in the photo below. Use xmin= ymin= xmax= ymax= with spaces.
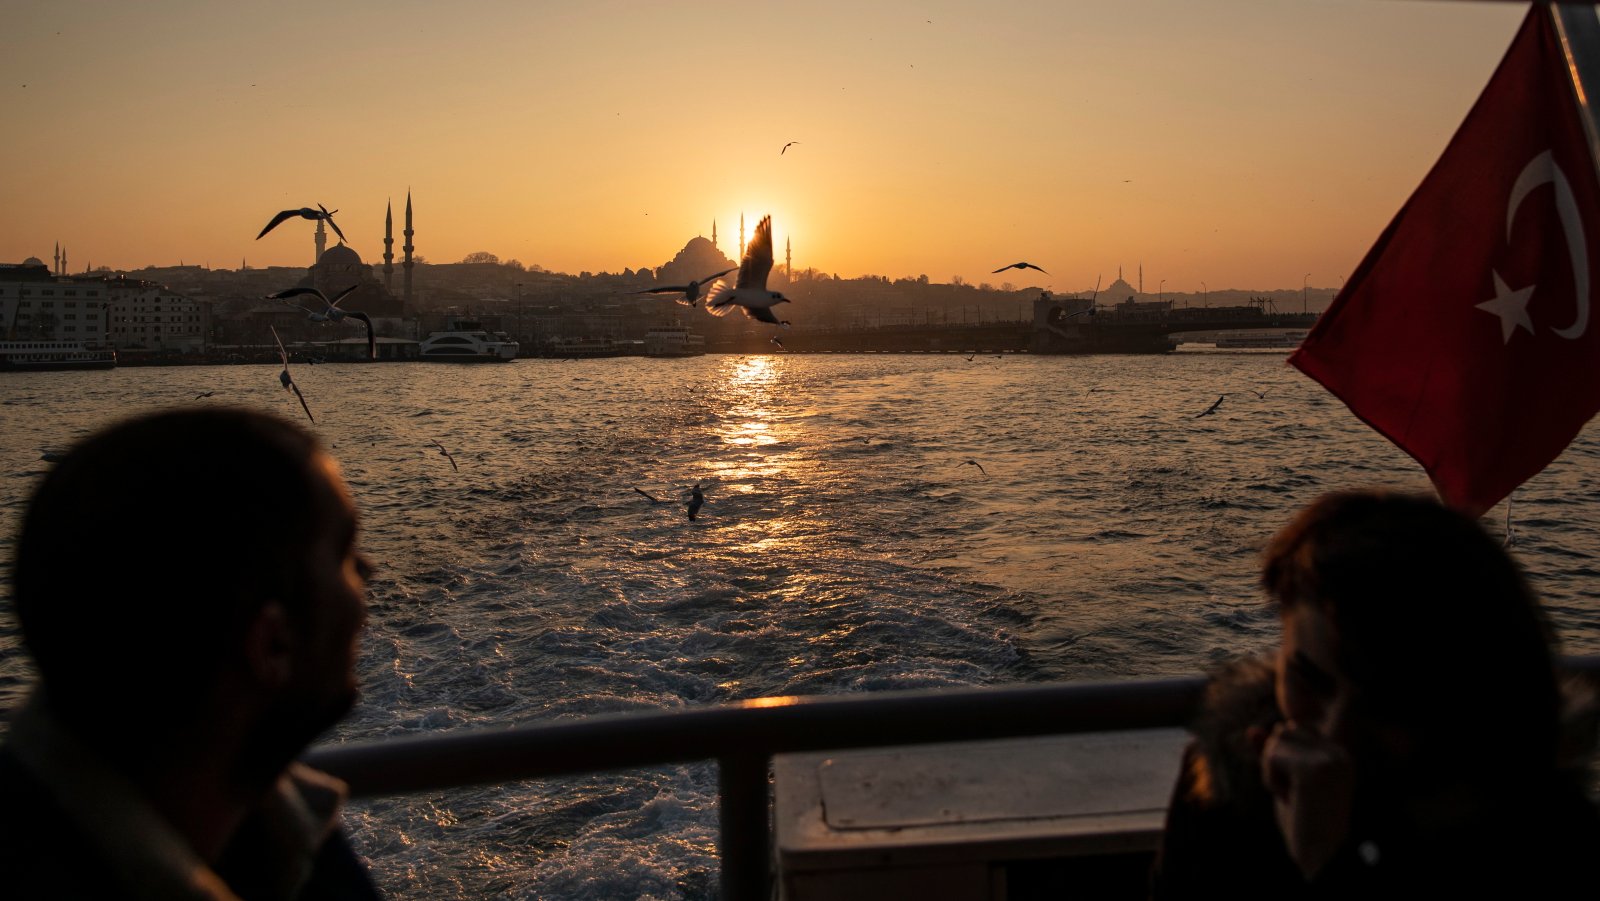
xmin=430 ymin=440 xmax=458 ymax=472
xmin=686 ymin=484 xmax=706 ymax=521
xmin=269 ymin=285 xmax=375 ymax=359
xmin=270 ymin=326 xmax=314 ymax=424
xmin=1196 ymin=395 xmax=1225 ymax=418
xmin=706 ymin=215 xmax=792 ymax=325
xmin=194 ymin=390 xmax=216 ymax=399
xmin=781 ymin=141 xmax=800 ymax=155
xmin=256 ymin=204 xmax=347 ymax=243
xmin=770 ymin=335 xmax=786 ymax=351
xmin=992 ymin=262 xmax=1048 ymax=275
xmin=959 ymin=459 xmax=987 ymax=477
xmin=630 ymin=268 xmax=736 ymax=307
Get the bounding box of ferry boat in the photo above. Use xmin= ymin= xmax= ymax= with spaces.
xmin=1213 ymin=329 xmax=1309 ymax=349
xmin=542 ymin=336 xmax=625 ymax=358
xmin=418 ymin=319 xmax=519 ymax=362
xmin=0 ymin=340 xmax=117 ymax=372
xmin=644 ymin=322 xmax=706 ymax=357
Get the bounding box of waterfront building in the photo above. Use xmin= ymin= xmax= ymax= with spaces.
xmin=104 ymin=278 xmax=211 ymax=353
xmin=0 ymin=260 xmax=108 ymax=344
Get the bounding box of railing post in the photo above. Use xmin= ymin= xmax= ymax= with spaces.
xmin=719 ymin=753 xmax=770 ymax=901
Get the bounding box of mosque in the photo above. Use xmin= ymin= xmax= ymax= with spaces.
xmin=290 ymin=192 xmax=417 ymax=319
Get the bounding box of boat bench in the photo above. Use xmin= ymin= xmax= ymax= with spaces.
xmin=773 ymin=727 xmax=1190 ymax=901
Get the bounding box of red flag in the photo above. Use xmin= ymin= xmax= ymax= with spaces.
xmin=1292 ymin=5 xmax=1600 ymax=517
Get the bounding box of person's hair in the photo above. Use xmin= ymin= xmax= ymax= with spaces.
xmin=12 ymin=407 xmax=332 ymax=732
xmin=1260 ymin=490 xmax=1561 ymax=780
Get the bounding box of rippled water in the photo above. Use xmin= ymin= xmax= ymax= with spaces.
xmin=1 ymin=353 xmax=1597 ymax=899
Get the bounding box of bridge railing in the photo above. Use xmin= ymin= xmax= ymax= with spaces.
xmin=305 ymin=656 xmax=1600 ymax=901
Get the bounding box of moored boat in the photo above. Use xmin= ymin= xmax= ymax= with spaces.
xmin=644 ymin=322 xmax=706 ymax=357
xmin=0 ymin=340 xmax=117 ymax=372
xmin=418 ymin=319 xmax=519 ymax=362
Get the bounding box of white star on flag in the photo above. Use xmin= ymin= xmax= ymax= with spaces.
xmin=1476 ymin=270 xmax=1537 ymax=343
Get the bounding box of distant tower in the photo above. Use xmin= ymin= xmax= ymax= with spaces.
xmin=712 ymin=220 xmax=718 ymax=252
xmin=786 ymin=236 xmax=791 ymax=275
xmin=60 ymin=246 xmax=67 ymax=276
xmin=53 ymin=242 xmax=60 ymax=275
xmin=383 ymin=199 xmax=395 ymax=291
xmin=739 ymin=213 xmax=745 ymax=260
xmin=403 ymin=191 xmax=415 ymax=309
xmin=315 ymin=219 xmax=327 ymax=264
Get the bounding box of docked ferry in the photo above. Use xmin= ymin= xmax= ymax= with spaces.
xmin=418 ymin=319 xmax=519 ymax=362
xmin=644 ymin=322 xmax=706 ymax=357
xmin=0 ymin=340 xmax=117 ymax=372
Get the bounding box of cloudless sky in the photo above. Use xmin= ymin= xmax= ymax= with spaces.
xmin=0 ymin=0 xmax=1531 ymax=292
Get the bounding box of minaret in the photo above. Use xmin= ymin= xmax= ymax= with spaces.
xmin=61 ymin=246 xmax=67 ymax=276
xmin=315 ymin=219 xmax=327 ymax=264
xmin=712 ymin=220 xmax=718 ymax=252
xmin=739 ymin=213 xmax=745 ymax=260
xmin=403 ymin=191 xmax=415 ymax=309
xmin=53 ymin=242 xmax=60 ymax=275
xmin=786 ymin=236 xmax=791 ymax=275
xmin=383 ymin=199 xmax=395 ymax=292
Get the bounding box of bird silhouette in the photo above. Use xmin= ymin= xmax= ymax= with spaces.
xmin=430 ymin=440 xmax=458 ymax=472
xmin=270 ymin=326 xmax=314 ymax=424
xmin=992 ymin=262 xmax=1048 ymax=275
xmin=194 ymin=390 xmax=216 ymax=400
xmin=706 ymin=216 xmax=791 ymax=325
xmin=633 ymin=487 xmax=665 ymax=504
xmin=256 ymin=204 xmax=347 ymax=243
xmin=630 ymin=268 xmax=735 ymax=307
xmin=1196 ymin=395 xmax=1225 ymax=418
xmin=960 ymin=459 xmax=987 ymax=476
xmin=781 ymin=141 xmax=800 ymax=155
xmin=269 ymin=285 xmax=375 ymax=359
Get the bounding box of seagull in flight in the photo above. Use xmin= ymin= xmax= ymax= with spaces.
xmin=430 ymin=440 xmax=458 ymax=472
xmin=781 ymin=141 xmax=800 ymax=155
xmin=194 ymin=390 xmax=216 ymax=399
xmin=959 ymin=459 xmax=987 ymax=476
xmin=269 ymin=285 xmax=375 ymax=359
xmin=1196 ymin=395 xmax=1225 ymax=418
xmin=270 ymin=326 xmax=314 ymax=424
xmin=992 ymin=262 xmax=1048 ymax=275
xmin=770 ymin=335 xmax=786 ymax=351
xmin=706 ymin=215 xmax=791 ymax=325
xmin=630 ymin=268 xmax=736 ymax=307
xmin=256 ymin=204 xmax=347 ymax=244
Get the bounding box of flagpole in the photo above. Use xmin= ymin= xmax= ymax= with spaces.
xmin=1551 ymin=3 xmax=1600 ymax=176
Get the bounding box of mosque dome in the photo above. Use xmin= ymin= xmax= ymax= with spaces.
xmin=319 ymin=244 xmax=363 ymax=268
xmin=22 ymin=256 xmax=44 ymax=266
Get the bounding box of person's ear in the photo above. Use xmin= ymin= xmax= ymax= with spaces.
xmin=243 ymin=600 xmax=295 ymax=688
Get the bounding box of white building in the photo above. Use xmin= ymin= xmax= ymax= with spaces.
xmin=105 ymin=279 xmax=211 ymax=352
xmin=0 ymin=259 xmax=109 ymax=344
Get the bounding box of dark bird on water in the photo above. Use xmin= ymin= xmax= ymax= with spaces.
xmin=686 ymin=484 xmax=706 ymax=521
xmin=256 ymin=204 xmax=347 ymax=243
xmin=992 ymin=262 xmax=1048 ymax=275
xmin=430 ymin=440 xmax=458 ymax=472
xmin=781 ymin=141 xmax=800 ymax=155
xmin=269 ymin=285 xmax=376 ymax=359
xmin=270 ymin=326 xmax=314 ymax=424
xmin=707 ymin=215 xmax=791 ymax=325
xmin=1196 ymin=395 xmax=1225 ymax=418
xmin=630 ymin=268 xmax=736 ymax=307
xmin=960 ymin=459 xmax=987 ymax=476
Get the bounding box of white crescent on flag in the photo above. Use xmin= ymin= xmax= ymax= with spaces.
xmin=1505 ymin=149 xmax=1590 ymax=339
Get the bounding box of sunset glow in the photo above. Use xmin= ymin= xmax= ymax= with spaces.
xmin=0 ymin=0 xmax=1527 ymax=291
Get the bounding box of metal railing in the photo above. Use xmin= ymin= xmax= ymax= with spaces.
xmin=305 ymin=657 xmax=1600 ymax=901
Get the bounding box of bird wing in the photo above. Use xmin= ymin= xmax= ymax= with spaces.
xmin=328 ymin=284 xmax=361 ymax=309
xmin=256 ymin=210 xmax=299 ymax=240
xmin=324 ymin=214 xmax=348 ymax=243
xmin=991 ymin=263 xmax=1018 ymax=274
xmin=632 ymin=285 xmax=690 ymax=295
xmin=349 ymin=311 xmax=376 ymax=360
xmin=703 ymin=282 xmax=738 ymax=315
xmin=700 ymin=268 xmax=736 ymax=284
xmin=736 ymin=216 xmax=774 ymax=289
xmin=289 ymin=381 xmax=314 ymax=424
xmin=633 ymin=487 xmax=664 ymax=504
xmin=270 ymin=325 xmax=290 ymax=366
xmin=270 ymin=286 xmax=330 ymax=306
xmin=745 ymin=305 xmax=782 ymax=324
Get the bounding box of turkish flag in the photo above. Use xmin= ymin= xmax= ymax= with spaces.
xmin=1292 ymin=5 xmax=1600 ymax=517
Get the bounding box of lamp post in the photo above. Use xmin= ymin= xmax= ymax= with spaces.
xmin=1303 ymin=273 xmax=1311 ymax=314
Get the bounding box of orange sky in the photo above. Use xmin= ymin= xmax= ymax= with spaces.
xmin=0 ymin=1 xmax=1530 ymax=293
